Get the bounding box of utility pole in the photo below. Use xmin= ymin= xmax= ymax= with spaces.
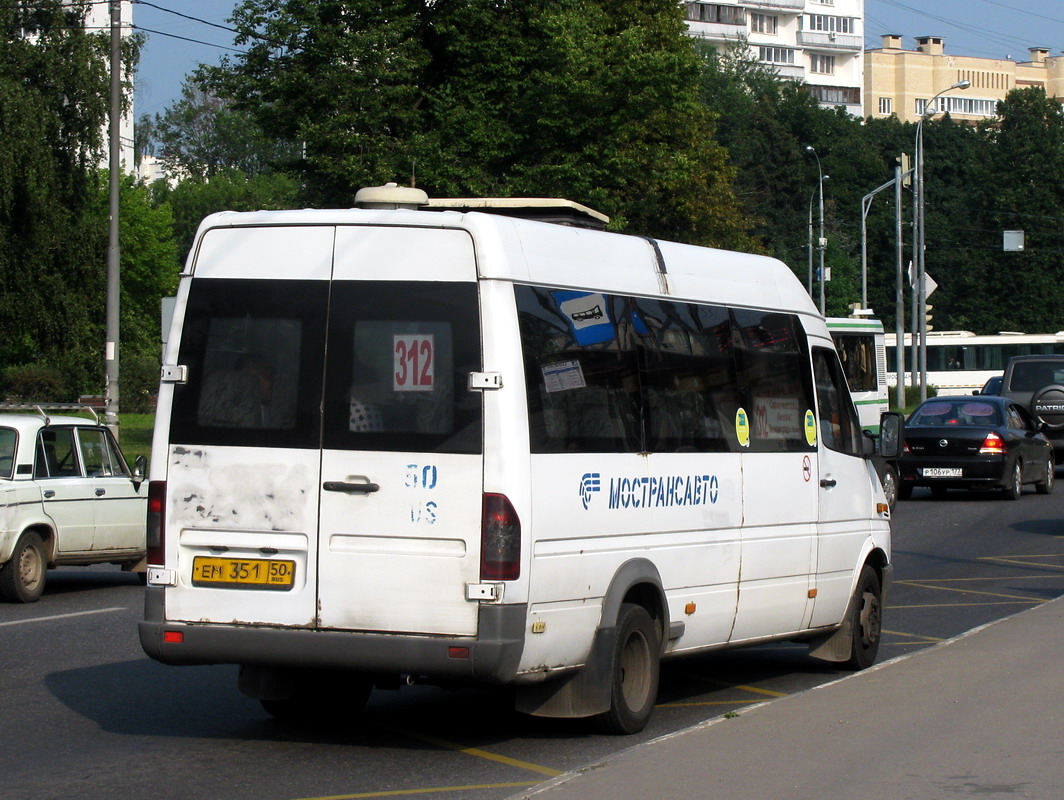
xmin=105 ymin=0 xmax=121 ymax=436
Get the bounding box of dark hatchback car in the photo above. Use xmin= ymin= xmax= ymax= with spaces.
xmin=899 ymin=395 xmax=1054 ymax=500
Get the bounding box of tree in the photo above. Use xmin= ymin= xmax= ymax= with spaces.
xmin=138 ymin=79 xmax=298 ymax=180
xmin=0 ymin=0 xmax=140 ymax=397
xmin=151 ymin=170 xmax=300 ymax=262
xmin=203 ymin=0 xmax=751 ymax=248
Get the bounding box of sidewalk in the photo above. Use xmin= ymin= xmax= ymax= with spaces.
xmin=510 ymin=597 xmax=1064 ymax=799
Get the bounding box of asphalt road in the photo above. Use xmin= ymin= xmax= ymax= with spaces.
xmin=2 ymin=483 xmax=1062 ymax=800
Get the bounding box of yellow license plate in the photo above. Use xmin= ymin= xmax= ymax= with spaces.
xmin=191 ymin=556 xmax=295 ymax=590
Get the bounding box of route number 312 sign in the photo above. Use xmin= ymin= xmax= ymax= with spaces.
xmin=393 ymin=334 xmax=435 ymax=391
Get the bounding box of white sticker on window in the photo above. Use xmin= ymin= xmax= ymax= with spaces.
xmin=393 ymin=334 xmax=435 ymax=392
xmin=542 ymin=360 xmax=586 ymax=393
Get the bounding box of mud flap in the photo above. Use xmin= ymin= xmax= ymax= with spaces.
xmin=514 ymin=625 xmax=616 ymax=718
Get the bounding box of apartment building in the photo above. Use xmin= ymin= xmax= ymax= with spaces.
xmin=866 ymin=35 xmax=1064 ymax=123
xmin=684 ymin=0 xmax=865 ymax=116
xmin=84 ymin=0 xmax=136 ymax=172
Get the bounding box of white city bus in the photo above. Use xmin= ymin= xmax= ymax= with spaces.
xmin=140 ymin=185 xmax=898 ymax=734
xmin=827 ymin=317 xmax=888 ymax=432
xmin=886 ymin=331 xmax=1064 ymax=396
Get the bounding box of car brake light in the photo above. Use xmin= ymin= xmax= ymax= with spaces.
xmin=903 ymin=441 xmax=910 ymax=454
xmin=481 ymin=493 xmax=520 ymax=581
xmin=980 ymin=432 xmax=1006 ymax=454
xmin=147 ymin=480 xmax=166 ymax=566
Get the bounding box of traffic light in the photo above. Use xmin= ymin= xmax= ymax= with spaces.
xmin=925 ymin=303 xmax=933 ymax=332
xmin=897 ymin=152 xmax=912 ymax=187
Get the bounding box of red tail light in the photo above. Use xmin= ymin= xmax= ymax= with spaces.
xmin=903 ymin=441 xmax=910 ymax=454
xmin=147 ymin=480 xmax=166 ymax=566
xmin=980 ymin=432 xmax=1006 ymax=454
xmin=481 ymin=493 xmax=520 ymax=581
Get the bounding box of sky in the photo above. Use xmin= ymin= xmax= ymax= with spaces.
xmin=133 ymin=0 xmax=1064 ymax=119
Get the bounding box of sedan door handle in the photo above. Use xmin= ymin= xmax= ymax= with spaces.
xmin=95 ymin=488 xmax=106 ymax=496
xmin=820 ymin=478 xmax=837 ymax=488
xmin=43 ymin=490 xmax=55 ymax=499
xmin=323 ymin=478 xmax=380 ymax=494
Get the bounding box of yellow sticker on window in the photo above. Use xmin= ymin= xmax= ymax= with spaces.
xmin=805 ymin=409 xmax=817 ymax=446
xmin=736 ymin=407 xmax=750 ymax=448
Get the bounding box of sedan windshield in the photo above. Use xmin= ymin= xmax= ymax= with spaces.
xmin=910 ymin=401 xmax=1002 ymax=427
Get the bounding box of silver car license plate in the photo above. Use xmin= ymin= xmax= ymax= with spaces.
xmin=922 ymin=467 xmax=962 ymax=478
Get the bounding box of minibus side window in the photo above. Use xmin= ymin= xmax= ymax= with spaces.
xmin=731 ymin=309 xmax=816 ymax=453
xmin=813 ymin=347 xmax=863 ymax=456
xmin=516 ymin=286 xmax=640 ymax=454
xmin=634 ymin=298 xmax=740 ymax=453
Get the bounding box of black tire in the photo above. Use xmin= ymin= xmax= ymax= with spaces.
xmin=261 ymin=670 xmax=372 ymax=724
xmin=594 ymin=603 xmax=660 ymax=735
xmin=1003 ymin=460 xmax=1023 ymax=501
xmin=0 ymin=531 xmax=47 ymax=603
xmin=843 ymin=564 xmax=882 ymax=670
xmin=898 ymin=482 xmax=913 ymax=501
xmin=1036 ymin=455 xmax=1055 ymax=495
xmin=880 ymin=467 xmax=899 ymax=510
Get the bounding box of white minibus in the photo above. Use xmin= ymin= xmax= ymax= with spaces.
xmin=140 ymin=185 xmax=900 ymax=734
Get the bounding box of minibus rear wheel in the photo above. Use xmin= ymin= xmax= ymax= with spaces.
xmin=595 ymin=603 xmax=660 ymax=734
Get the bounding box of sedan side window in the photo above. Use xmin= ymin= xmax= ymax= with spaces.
xmin=34 ymin=428 xmax=81 ymax=478
xmin=79 ymin=429 xmax=130 ymax=477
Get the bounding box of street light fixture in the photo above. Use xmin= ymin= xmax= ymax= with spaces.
xmin=915 ymin=79 xmax=970 ymax=400
xmin=805 ymin=146 xmax=828 ymax=315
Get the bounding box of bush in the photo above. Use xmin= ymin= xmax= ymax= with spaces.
xmin=121 ymin=354 xmax=161 ymax=413
xmin=890 ymin=383 xmax=938 ymax=411
xmin=2 ymin=364 xmax=65 ymax=401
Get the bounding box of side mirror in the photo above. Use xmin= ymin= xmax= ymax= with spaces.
xmin=133 ymin=454 xmax=147 ymax=489
xmin=878 ymin=412 xmax=904 ymax=460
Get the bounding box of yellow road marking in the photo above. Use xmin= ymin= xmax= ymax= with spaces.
xmin=291 ymin=781 xmax=539 ymax=800
xmin=882 ymin=629 xmax=945 ymax=642
xmin=658 ymin=699 xmax=766 ymax=708
xmin=895 ymin=580 xmax=1048 ymax=604
xmin=383 ymin=727 xmax=562 ymax=777
xmin=978 ymin=556 xmax=1064 ymax=570
xmin=668 ymin=671 xmax=788 ymax=697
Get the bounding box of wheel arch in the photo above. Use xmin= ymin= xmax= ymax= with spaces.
xmin=514 ymin=557 xmax=669 ymax=719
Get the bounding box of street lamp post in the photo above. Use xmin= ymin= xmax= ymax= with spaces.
xmin=807 ymin=178 xmax=828 ymax=299
xmin=915 ymin=79 xmax=970 ymax=401
xmin=805 ymin=146 xmax=827 ymax=315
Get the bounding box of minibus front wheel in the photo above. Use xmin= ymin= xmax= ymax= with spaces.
xmin=595 ymin=603 xmax=660 ymax=734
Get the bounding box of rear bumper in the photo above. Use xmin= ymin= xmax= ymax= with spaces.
xmin=139 ymin=587 xmax=526 ymax=684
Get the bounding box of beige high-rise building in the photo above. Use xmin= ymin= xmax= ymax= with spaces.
xmin=866 ymin=34 xmax=1064 ymax=123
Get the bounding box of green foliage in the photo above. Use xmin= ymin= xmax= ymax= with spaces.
xmin=203 ymin=0 xmax=751 ymax=248
xmin=1 ymin=364 xmax=65 ymax=401
xmin=151 ymin=169 xmax=300 ymax=262
xmin=138 ymin=80 xmax=299 ymax=180
xmin=0 ymin=0 xmax=138 ymax=397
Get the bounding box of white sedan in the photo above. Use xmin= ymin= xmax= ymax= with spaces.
xmin=0 ymin=407 xmax=147 ymax=602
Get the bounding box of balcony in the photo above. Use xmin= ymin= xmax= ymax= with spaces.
xmin=741 ymin=0 xmax=805 ymax=10
xmin=797 ymin=30 xmax=863 ymax=51
xmin=686 ymin=21 xmax=748 ymax=42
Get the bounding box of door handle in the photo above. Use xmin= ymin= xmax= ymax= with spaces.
xmin=44 ymin=490 xmax=55 ymax=499
xmin=323 ymin=478 xmax=380 ymax=494
xmin=820 ymin=478 xmax=837 ymax=488
xmin=95 ymin=488 xmax=106 ymax=496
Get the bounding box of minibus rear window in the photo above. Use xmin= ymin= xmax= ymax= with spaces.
xmin=170 ymin=279 xmax=328 ymax=449
xmin=321 ymin=281 xmax=483 ymax=455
